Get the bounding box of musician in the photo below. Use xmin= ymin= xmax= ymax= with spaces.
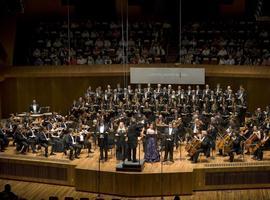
xmin=14 ymin=126 xmax=29 ymax=154
xmin=38 ymin=127 xmax=51 ymax=157
xmin=0 ymin=126 xmax=9 ymax=152
xmin=29 ymin=99 xmax=40 ymax=114
xmin=77 ymin=128 xmax=93 ymax=156
xmin=190 ymin=130 xmax=211 ymax=163
xmin=228 ymin=131 xmax=245 ymax=162
xmin=144 ymin=123 xmax=160 ymax=162
xmin=66 ymin=129 xmax=81 ymax=160
xmin=253 ymin=130 xmax=270 ymax=161
xmin=191 ymin=118 xmax=203 ymax=135
xmin=26 ymin=126 xmax=38 ymax=153
xmin=207 ymin=123 xmax=218 ymax=150
xmin=97 ymin=120 xmax=109 ymax=161
xmin=115 ymin=121 xmax=127 ymax=161
xmin=163 ymin=122 xmax=176 ymax=162
xmin=127 ymin=118 xmax=140 ymax=162
xmin=49 ymin=125 xmax=62 ymax=154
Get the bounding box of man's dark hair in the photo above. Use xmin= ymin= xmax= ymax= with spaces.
xmin=4 ymin=184 xmax=11 ymax=192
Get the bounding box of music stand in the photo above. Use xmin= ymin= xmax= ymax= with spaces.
xmin=96 ymin=156 xmax=102 ymax=199
xmin=179 ymin=139 xmax=185 ymax=161
xmin=160 ymin=146 xmax=164 ymax=200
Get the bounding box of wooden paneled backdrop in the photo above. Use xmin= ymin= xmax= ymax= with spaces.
xmin=0 ymin=64 xmax=270 ymax=118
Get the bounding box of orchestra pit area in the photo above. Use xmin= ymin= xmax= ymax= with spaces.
xmin=0 ymin=0 xmax=270 ymax=199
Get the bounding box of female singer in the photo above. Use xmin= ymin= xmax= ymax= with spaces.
xmin=115 ymin=121 xmax=127 ymax=161
xmin=144 ymin=123 xmax=160 ymax=162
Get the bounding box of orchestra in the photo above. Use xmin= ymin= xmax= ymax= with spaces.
xmin=1 ymin=83 xmax=270 ymax=165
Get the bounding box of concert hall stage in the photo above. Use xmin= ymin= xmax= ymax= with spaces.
xmin=1 ymin=145 xmax=270 ymax=197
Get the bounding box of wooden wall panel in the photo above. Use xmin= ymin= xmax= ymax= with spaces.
xmin=0 ymin=157 xmax=75 ymax=186
xmin=75 ymin=169 xmax=193 ymax=196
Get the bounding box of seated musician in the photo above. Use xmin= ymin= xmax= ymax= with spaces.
xmin=66 ymin=129 xmax=81 ymax=160
xmin=228 ymin=131 xmax=245 ymax=162
xmin=253 ymin=130 xmax=270 ymax=161
xmin=14 ymin=126 xmax=29 ymax=154
xmin=76 ymin=127 xmax=93 ymax=156
xmin=190 ymin=130 xmax=211 ymax=163
xmin=49 ymin=125 xmax=62 ymax=155
xmin=38 ymin=127 xmax=51 ymax=157
xmin=29 ymin=99 xmax=40 ymax=114
xmin=26 ymin=125 xmax=38 ymax=153
xmin=0 ymin=126 xmax=9 ymax=152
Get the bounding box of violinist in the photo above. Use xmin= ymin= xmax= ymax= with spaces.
xmin=14 ymin=126 xmax=29 ymax=154
xmin=66 ymin=129 xmax=81 ymax=160
xmin=77 ymin=126 xmax=93 ymax=156
xmin=26 ymin=125 xmax=38 ymax=153
xmin=38 ymin=127 xmax=50 ymax=157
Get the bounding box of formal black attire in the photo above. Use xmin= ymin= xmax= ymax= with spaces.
xmin=66 ymin=133 xmax=81 ymax=159
xmin=127 ymin=122 xmax=140 ymax=162
xmin=228 ymin=134 xmax=245 ymax=162
xmin=115 ymin=128 xmax=127 ymax=161
xmin=97 ymin=124 xmax=109 ymax=161
xmin=29 ymin=103 xmax=40 ymax=113
xmin=0 ymin=129 xmax=9 ymax=151
xmin=191 ymin=135 xmax=211 ymax=163
xmin=163 ymin=127 xmax=176 ymax=161
xmin=14 ymin=130 xmax=29 ymax=153
xmin=38 ymin=131 xmax=50 ymax=157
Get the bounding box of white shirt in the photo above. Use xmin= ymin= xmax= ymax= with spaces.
xmin=100 ymin=125 xmax=105 ymax=133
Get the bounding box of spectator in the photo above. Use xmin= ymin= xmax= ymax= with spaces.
xmin=0 ymin=184 xmax=18 ymax=200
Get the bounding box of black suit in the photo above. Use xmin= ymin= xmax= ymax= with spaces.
xmin=164 ymin=127 xmax=176 ymax=161
xmin=66 ymin=134 xmax=81 ymax=159
xmin=38 ymin=131 xmax=50 ymax=157
xmin=0 ymin=129 xmax=8 ymax=151
xmin=15 ymin=131 xmax=29 ymax=153
xmin=29 ymin=103 xmax=40 ymax=113
xmin=127 ymin=123 xmax=140 ymax=162
xmin=97 ymin=124 xmax=109 ymax=160
xmin=191 ymin=135 xmax=211 ymax=163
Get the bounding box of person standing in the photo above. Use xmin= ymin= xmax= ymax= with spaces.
xmin=163 ymin=122 xmax=176 ymax=162
xmin=97 ymin=120 xmax=109 ymax=161
xmin=144 ymin=123 xmax=160 ymax=162
xmin=127 ymin=118 xmax=140 ymax=162
xmin=115 ymin=121 xmax=127 ymax=161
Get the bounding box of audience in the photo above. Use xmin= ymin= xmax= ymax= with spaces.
xmin=28 ymin=20 xmax=171 ymax=66
xmin=178 ymin=20 xmax=270 ymax=65
xmin=21 ymin=20 xmax=270 ymax=66
xmin=0 ymin=184 xmax=18 ymax=200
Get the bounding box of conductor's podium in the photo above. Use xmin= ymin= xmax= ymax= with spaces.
xmin=116 ymin=159 xmax=145 ymax=172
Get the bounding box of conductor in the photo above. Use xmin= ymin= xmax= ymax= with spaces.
xmin=127 ymin=118 xmax=140 ymax=162
xmin=29 ymin=99 xmax=40 ymax=114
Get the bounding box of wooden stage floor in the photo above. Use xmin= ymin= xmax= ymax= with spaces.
xmin=2 ymin=143 xmax=270 ymax=172
xmin=1 ymin=143 xmax=270 ymax=197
